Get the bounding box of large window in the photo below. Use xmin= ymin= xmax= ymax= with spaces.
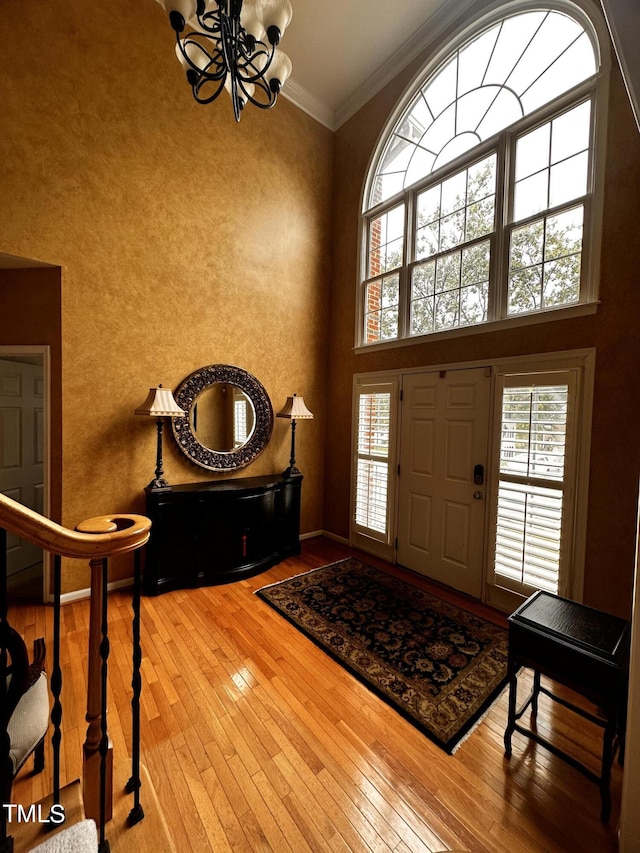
xmin=360 ymin=5 xmax=601 ymax=346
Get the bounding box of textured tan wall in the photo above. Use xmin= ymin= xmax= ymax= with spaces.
xmin=0 ymin=0 xmax=333 ymax=591
xmin=326 ymin=21 xmax=640 ymax=618
xmin=0 ymin=268 xmax=63 ymax=524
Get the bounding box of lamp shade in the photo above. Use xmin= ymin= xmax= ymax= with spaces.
xmin=265 ymin=50 xmax=292 ymax=89
xmin=240 ymin=3 xmax=266 ymax=42
xmin=155 ymin=0 xmax=197 ymax=20
xmin=257 ymin=0 xmax=293 ymax=37
xmin=135 ymin=385 xmax=186 ymax=418
xmin=276 ymin=394 xmax=313 ymax=420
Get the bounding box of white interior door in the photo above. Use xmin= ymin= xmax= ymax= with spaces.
xmin=0 ymin=358 xmax=44 ymax=575
xmin=397 ymin=368 xmax=490 ymax=597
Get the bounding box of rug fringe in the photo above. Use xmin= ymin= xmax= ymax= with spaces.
xmin=450 ymin=686 xmax=507 ymax=754
xmin=254 ymin=561 xmax=349 ymax=594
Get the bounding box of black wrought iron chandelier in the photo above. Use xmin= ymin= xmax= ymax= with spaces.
xmin=156 ymin=0 xmax=293 ymax=121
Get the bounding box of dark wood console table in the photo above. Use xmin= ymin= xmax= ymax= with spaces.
xmin=504 ymin=590 xmax=630 ymax=821
xmin=143 ymin=474 xmax=302 ymax=595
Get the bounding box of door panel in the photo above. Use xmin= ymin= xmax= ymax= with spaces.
xmin=411 ymin=419 xmax=434 ymax=475
xmin=408 ymin=493 xmax=431 ymax=552
xmin=442 ymin=501 xmax=470 ymax=566
xmin=397 ymin=368 xmax=490 ymax=597
xmin=0 ymin=359 xmax=44 ymax=574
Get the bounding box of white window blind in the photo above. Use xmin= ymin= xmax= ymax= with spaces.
xmin=493 ymin=375 xmax=575 ymax=595
xmin=354 ymin=386 xmax=393 ymax=540
xmin=234 ymin=399 xmax=248 ymax=447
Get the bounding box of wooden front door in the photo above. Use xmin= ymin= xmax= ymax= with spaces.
xmin=396 ymin=368 xmax=490 ymax=597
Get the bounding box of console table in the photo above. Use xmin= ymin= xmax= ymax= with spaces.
xmin=504 ymin=590 xmax=630 ymax=821
xmin=143 ymin=474 xmax=302 ymax=595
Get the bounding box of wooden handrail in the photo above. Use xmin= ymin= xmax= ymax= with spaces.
xmin=0 ymin=493 xmax=150 ymax=558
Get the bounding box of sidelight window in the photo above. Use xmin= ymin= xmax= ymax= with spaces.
xmin=352 ymin=379 xmax=398 ymax=557
xmin=490 ymin=371 xmax=578 ymax=598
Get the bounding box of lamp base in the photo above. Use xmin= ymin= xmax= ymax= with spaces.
xmin=282 ymin=466 xmax=303 ymax=479
xmin=145 ymin=477 xmax=173 ymax=492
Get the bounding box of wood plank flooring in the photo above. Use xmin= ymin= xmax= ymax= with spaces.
xmin=9 ymin=537 xmax=622 ymax=851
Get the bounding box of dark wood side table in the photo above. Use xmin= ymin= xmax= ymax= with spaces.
xmin=504 ymin=590 xmax=630 ymax=821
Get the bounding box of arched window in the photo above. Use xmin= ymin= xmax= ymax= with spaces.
xmin=359 ymin=4 xmax=603 ymax=346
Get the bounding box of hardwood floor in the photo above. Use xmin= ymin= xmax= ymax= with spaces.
xmin=9 ymin=536 xmax=622 ymax=852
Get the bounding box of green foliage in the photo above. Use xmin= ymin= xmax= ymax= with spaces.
xmin=508 ymin=207 xmax=583 ymax=314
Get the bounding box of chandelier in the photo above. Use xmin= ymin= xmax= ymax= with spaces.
xmin=155 ymin=0 xmax=293 ymax=121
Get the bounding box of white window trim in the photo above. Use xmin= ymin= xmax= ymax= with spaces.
xmin=355 ymin=0 xmax=611 ymax=351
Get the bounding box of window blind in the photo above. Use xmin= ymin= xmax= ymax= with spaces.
xmin=355 ymin=390 xmax=391 ymax=537
xmin=494 ymin=383 xmax=569 ymax=594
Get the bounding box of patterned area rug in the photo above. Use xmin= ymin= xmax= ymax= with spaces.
xmin=256 ymin=557 xmax=508 ymax=753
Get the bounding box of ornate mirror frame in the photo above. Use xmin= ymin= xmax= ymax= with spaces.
xmin=171 ymin=364 xmax=273 ymax=472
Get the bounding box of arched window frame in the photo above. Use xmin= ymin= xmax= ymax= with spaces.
xmin=356 ymin=0 xmax=611 ymax=351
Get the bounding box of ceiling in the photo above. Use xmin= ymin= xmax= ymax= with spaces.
xmin=281 ymin=0 xmax=462 ymax=129
xmin=284 ymin=1 xmax=640 ymax=132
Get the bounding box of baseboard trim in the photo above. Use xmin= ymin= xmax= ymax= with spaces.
xmin=55 ymin=576 xmax=133 ymax=606
xmin=299 ymin=530 xmax=324 ymax=541
xmin=301 ymin=530 xmax=350 ymax=546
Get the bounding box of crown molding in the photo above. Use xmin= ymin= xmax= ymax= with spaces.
xmin=282 ymin=79 xmax=336 ymax=130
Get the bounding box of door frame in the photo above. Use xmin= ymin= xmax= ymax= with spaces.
xmin=0 ymin=345 xmax=50 ymax=604
xmin=350 ymin=347 xmax=594 ymax=608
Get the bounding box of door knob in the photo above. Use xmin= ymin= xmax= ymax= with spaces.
xmin=473 ymin=490 xmax=483 ymax=500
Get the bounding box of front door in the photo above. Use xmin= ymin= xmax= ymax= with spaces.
xmin=0 ymin=358 xmax=45 ymax=575
xmin=397 ymin=368 xmax=490 ymax=597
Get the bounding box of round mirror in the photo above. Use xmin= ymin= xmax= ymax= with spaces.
xmin=191 ymin=384 xmax=256 ymax=451
xmin=172 ymin=365 xmax=273 ymax=471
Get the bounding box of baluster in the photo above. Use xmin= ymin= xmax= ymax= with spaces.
xmin=98 ymin=557 xmax=110 ymax=853
xmin=126 ymin=548 xmax=144 ymax=825
xmin=83 ymin=558 xmax=113 ymax=834
xmin=48 ymin=554 xmax=64 ymax=824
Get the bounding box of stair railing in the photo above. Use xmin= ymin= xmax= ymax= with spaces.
xmin=0 ymin=493 xmax=151 ymax=853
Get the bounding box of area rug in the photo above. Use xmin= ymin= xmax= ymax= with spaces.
xmin=256 ymin=557 xmax=508 ymax=753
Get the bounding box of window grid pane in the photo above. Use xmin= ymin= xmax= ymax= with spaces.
xmin=368 ymin=205 xmax=405 ymax=277
xmin=513 ymin=101 xmax=591 ymax=222
xmin=415 ymin=156 xmax=496 ymax=260
xmin=411 ymin=240 xmax=490 ymax=335
xmin=365 ymin=273 xmax=400 ymax=343
xmin=508 ymin=205 xmax=583 ymax=314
